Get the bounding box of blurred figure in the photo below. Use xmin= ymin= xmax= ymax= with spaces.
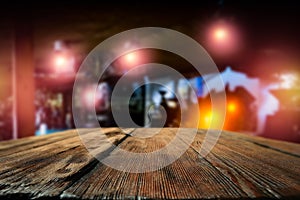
xmin=65 ymin=106 xmax=73 ymax=129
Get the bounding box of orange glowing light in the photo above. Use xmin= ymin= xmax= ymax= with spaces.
xmin=204 ymin=112 xmax=213 ymax=125
xmin=227 ymin=102 xmax=236 ymax=113
xmin=198 ymin=109 xmax=224 ymax=130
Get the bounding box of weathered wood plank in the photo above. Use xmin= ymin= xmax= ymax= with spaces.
xmin=0 ymin=128 xmax=299 ymax=199
xmin=185 ymin=130 xmax=300 ymax=198
xmin=225 ymin=130 xmax=300 ymax=157
xmin=0 ymin=130 xmax=77 ymax=153
xmin=62 ymin=128 xmax=247 ymax=199
xmin=0 ymin=128 xmax=130 ymax=199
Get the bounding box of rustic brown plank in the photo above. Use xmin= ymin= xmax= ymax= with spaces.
xmin=62 ymin=128 xmax=246 ymax=199
xmin=185 ymin=130 xmax=300 ymax=198
xmin=0 ymin=128 xmax=299 ymax=199
xmin=60 ymin=128 xmax=174 ymax=199
xmin=0 ymin=129 xmax=77 ymax=152
xmin=224 ymin=130 xmax=300 ymax=157
xmin=0 ymin=128 xmax=131 ymax=199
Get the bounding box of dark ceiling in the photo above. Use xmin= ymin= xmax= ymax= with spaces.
xmin=0 ymin=0 xmax=300 ymax=85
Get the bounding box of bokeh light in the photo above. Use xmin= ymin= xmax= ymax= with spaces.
xmin=54 ymin=55 xmax=67 ymax=68
xmin=124 ymin=52 xmax=137 ymax=64
xmin=206 ymin=21 xmax=240 ymax=56
xmin=278 ymin=73 xmax=297 ymax=89
xmin=204 ymin=112 xmax=213 ymax=125
xmin=121 ymin=51 xmax=140 ymax=69
xmin=227 ymin=102 xmax=237 ymax=113
xmin=214 ymin=28 xmax=227 ymax=41
xmin=83 ymin=87 xmax=96 ymax=109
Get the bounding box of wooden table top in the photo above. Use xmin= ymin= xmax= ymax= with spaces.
xmin=0 ymin=128 xmax=299 ymax=199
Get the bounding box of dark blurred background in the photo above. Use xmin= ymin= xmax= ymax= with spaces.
xmin=0 ymin=1 xmax=299 ymax=142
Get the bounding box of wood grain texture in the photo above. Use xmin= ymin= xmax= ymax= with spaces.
xmin=0 ymin=128 xmax=299 ymax=199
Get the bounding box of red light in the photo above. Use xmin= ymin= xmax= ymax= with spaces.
xmin=206 ymin=21 xmax=240 ymax=56
xmin=214 ymin=28 xmax=227 ymax=41
xmin=124 ymin=52 xmax=137 ymax=64
xmin=120 ymin=51 xmax=142 ymax=70
xmin=55 ymin=55 xmax=67 ymax=67
xmin=52 ymin=53 xmax=75 ymax=74
xmin=211 ymin=26 xmax=231 ymax=46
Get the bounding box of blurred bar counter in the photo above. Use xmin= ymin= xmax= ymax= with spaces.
xmin=0 ymin=128 xmax=299 ymax=199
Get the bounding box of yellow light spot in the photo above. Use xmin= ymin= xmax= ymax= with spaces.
xmin=204 ymin=112 xmax=212 ymax=124
xmin=227 ymin=102 xmax=236 ymax=113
